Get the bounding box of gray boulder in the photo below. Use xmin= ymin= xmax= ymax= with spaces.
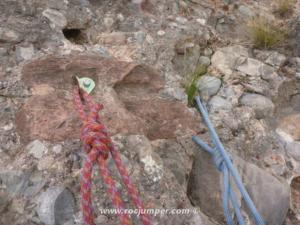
xmin=243 ymin=160 xmax=290 ymax=225
xmin=37 ymin=186 xmax=75 ymax=225
xmin=188 ymin=150 xmax=290 ymax=225
xmin=197 ymin=75 xmax=222 ymax=97
xmin=199 ymin=56 xmax=211 ymax=66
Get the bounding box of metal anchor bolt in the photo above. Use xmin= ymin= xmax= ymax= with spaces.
xmin=83 ymin=79 xmax=91 ymax=87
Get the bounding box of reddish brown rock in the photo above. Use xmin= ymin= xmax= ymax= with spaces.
xmin=17 ymin=54 xmax=200 ymax=144
xmin=291 ymin=176 xmax=300 ymax=219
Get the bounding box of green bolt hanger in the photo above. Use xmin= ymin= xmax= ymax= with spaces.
xmin=76 ymin=76 xmax=95 ymax=94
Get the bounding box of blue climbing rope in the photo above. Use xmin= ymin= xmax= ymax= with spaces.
xmin=192 ymin=96 xmax=265 ymax=225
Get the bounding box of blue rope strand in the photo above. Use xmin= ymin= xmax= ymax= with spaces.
xmin=192 ymin=96 xmax=265 ymax=225
xmin=223 ymin=166 xmax=234 ymax=225
xmin=229 ymin=183 xmax=245 ymax=225
xmin=192 ymin=136 xmax=245 ymax=224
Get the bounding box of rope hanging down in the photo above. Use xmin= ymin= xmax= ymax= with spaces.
xmin=192 ymin=96 xmax=265 ymax=225
xmin=73 ymin=79 xmax=150 ymax=225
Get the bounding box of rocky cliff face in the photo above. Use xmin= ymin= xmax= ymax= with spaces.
xmin=0 ymin=0 xmax=300 ymax=225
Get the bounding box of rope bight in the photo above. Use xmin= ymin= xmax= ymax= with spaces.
xmin=73 ymin=77 xmax=150 ymax=225
xmin=192 ymin=96 xmax=265 ymax=225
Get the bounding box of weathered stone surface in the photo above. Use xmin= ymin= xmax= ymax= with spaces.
xmin=0 ymin=170 xmax=29 ymax=197
xmin=265 ymin=52 xmax=286 ymax=67
xmin=286 ymin=141 xmax=300 ymax=161
xmin=187 ymin=150 xmax=224 ymax=222
xmin=188 ymin=150 xmax=290 ymax=225
xmin=277 ymin=114 xmax=300 ymax=141
xmin=42 ymin=9 xmax=67 ymax=29
xmin=208 ymin=96 xmax=232 ymax=111
xmin=240 ymin=93 xmax=274 ymax=119
xmin=211 ymin=45 xmax=249 ymax=76
xmin=0 ymin=27 xmax=21 ymax=43
xmin=236 ymin=58 xmax=264 ymax=76
xmin=243 ymin=161 xmax=290 ymax=225
xmin=65 ymin=7 xmax=92 ymax=29
xmin=37 ymin=186 xmax=75 ymax=225
xmin=0 ymin=170 xmax=45 ymax=197
xmin=289 ymin=15 xmax=300 ymax=57
xmin=37 ymin=155 xmax=55 ymax=170
xmin=263 ymin=153 xmax=286 ymax=176
xmin=96 ymin=32 xmax=127 ymax=45
xmin=260 ymin=63 xmax=277 ymax=80
xmin=152 ymin=138 xmax=195 ymax=189
xmin=173 ymin=40 xmax=201 ymax=77
xmin=16 ymin=44 xmax=35 ymax=61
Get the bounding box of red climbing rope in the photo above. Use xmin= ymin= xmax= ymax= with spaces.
xmin=73 ymin=86 xmax=151 ymax=225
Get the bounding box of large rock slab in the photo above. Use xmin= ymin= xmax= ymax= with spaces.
xmin=17 ymin=54 xmax=201 ymax=143
xmin=188 ymin=149 xmax=290 ymax=225
xmin=111 ymin=134 xmax=217 ymax=225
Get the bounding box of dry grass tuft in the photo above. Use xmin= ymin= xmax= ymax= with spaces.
xmin=248 ymin=17 xmax=287 ymax=49
xmin=274 ymin=0 xmax=293 ymax=17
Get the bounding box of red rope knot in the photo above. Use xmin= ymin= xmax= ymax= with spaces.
xmin=81 ymin=120 xmax=110 ymax=159
xmin=73 ymin=86 xmax=151 ymax=225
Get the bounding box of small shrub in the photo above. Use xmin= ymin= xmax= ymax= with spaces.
xmin=183 ymin=64 xmax=207 ymax=106
xmin=274 ymin=0 xmax=293 ymax=17
xmin=248 ymin=18 xmax=287 ymax=49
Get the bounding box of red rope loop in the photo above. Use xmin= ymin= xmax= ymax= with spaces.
xmin=73 ymin=87 xmax=151 ymax=225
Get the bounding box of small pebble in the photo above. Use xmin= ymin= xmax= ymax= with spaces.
xmin=175 ymin=16 xmax=188 ymax=24
xmin=196 ymin=18 xmax=206 ymax=25
xmin=26 ymin=140 xmax=47 ymax=159
xmin=157 ymin=30 xmax=165 ymax=36
xmin=52 ymin=145 xmax=62 ymax=154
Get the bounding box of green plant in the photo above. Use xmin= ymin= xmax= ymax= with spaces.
xmin=183 ymin=64 xmax=207 ymax=106
xmin=274 ymin=0 xmax=293 ymax=17
xmin=248 ymin=18 xmax=287 ymax=49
